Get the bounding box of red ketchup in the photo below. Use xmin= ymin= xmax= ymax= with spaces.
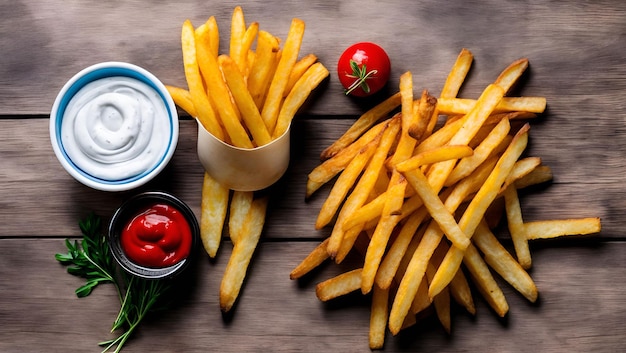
xmin=120 ymin=203 xmax=192 ymax=268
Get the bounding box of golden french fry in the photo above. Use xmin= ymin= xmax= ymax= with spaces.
xmin=414 ymin=117 xmax=464 ymax=154
xmin=220 ymin=197 xmax=268 ymax=312
xmin=181 ymin=20 xmax=224 ymax=140
xmin=196 ymin=47 xmax=253 ymax=148
xmin=285 ymin=54 xmax=318 ymax=96
xmin=396 ymin=145 xmax=474 ymax=173
xmin=200 ymin=172 xmax=230 ymax=258
xmin=307 ymin=118 xmax=389 ymax=200
xmin=504 ymin=186 xmax=532 ymax=269
xmin=261 ymin=18 xmax=305 ymax=134
xmin=389 ymin=220 xmax=444 ymax=335
xmin=361 ymin=177 xmax=407 ymax=294
xmin=369 ymin=284 xmax=389 ymax=350
xmin=440 ymin=48 xmax=473 ymax=98
xmin=219 ymin=55 xmax=272 ymax=146
xmin=315 ymin=268 xmax=363 ymax=302
xmin=274 ymin=62 xmax=329 ymax=139
xmin=499 ymin=157 xmax=542 ymax=193
xmin=409 ymin=90 xmax=437 ymax=141
xmin=426 ymin=262 xmax=451 ymax=334
xmin=248 ymin=30 xmax=281 ymax=109
xmin=425 ymin=83 xmax=505 ymax=193
xmin=229 ymin=6 xmax=246 ymax=68
xmin=463 ymin=243 xmax=509 ymax=317
xmin=403 ymin=167 xmax=471 ymax=251
xmin=327 ymin=117 xmax=401 ymax=258
xmin=437 ymin=97 xmax=547 ymax=115
xmin=445 ymin=118 xmax=511 ymax=186
xmin=495 ymin=58 xmax=529 ymax=93
xmin=449 ymin=267 xmax=476 ymax=315
xmin=289 ymin=238 xmax=330 ymax=280
xmin=474 ymin=220 xmax=538 ymax=302
xmin=375 ymin=208 xmax=428 ymax=289
xmin=228 ymin=190 xmax=253 ymax=244
xmin=236 ymin=22 xmax=259 ymax=75
xmin=316 ymin=138 xmax=378 ymax=229
xmin=321 ymin=92 xmax=401 ymax=160
xmin=308 ymin=118 xmax=388 ymax=185
xmin=428 ymin=124 xmax=530 ymax=298
xmin=165 ymin=85 xmax=198 ymax=118
xmin=206 ymin=16 xmax=219 ymax=57
xmin=525 ymin=218 xmax=601 ymax=240
xmin=515 ymin=165 xmax=553 ymax=189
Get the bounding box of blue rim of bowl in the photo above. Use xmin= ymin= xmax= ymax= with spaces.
xmin=108 ymin=191 xmax=200 ymax=279
xmin=49 ymin=62 xmax=179 ymax=192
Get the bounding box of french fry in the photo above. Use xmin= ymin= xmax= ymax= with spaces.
xmin=165 ymin=85 xmax=198 ymax=118
xmin=289 ymin=238 xmax=330 ymax=280
xmin=409 ymin=89 xmax=437 ymax=141
xmin=316 ymin=268 xmax=363 ymax=302
xmin=200 ymin=172 xmax=230 ymax=258
xmin=473 ymin=220 xmax=538 ymax=302
xmin=462 ymin=243 xmax=509 ymax=317
xmin=316 ymin=138 xmax=378 ymax=229
xmin=196 ymin=43 xmax=253 ymax=148
xmin=515 ymin=165 xmax=553 ymax=189
xmin=426 ymin=262 xmax=451 ymax=334
xmin=274 ymin=62 xmax=329 ymax=139
xmin=499 ymin=157 xmax=542 ymax=193
xmin=306 ymin=119 xmax=388 ymax=196
xmin=229 ymin=6 xmax=246 ymax=70
xmin=327 ymin=117 xmax=401 ymax=258
xmin=403 ymin=167 xmax=471 ymax=251
xmin=220 ymin=197 xmax=268 ymax=312
xmin=236 ymin=22 xmax=259 ymax=76
xmin=428 ymin=124 xmax=530 ymax=298
xmin=285 ymin=54 xmax=318 ymax=96
xmin=436 ymin=97 xmax=547 ymax=115
xmin=228 ymin=190 xmax=254 ymax=244
xmin=261 ymin=18 xmax=306 ymax=134
xmin=219 ymin=55 xmax=272 ymax=146
xmin=396 ymin=145 xmax=474 ymax=173
xmin=375 ymin=208 xmax=429 ymax=289
xmin=321 ymin=92 xmax=401 ymax=160
xmin=369 ymin=284 xmax=390 ymax=350
xmin=504 ymin=186 xmax=532 ymax=269
xmin=525 ymin=218 xmax=601 ymax=240
xmin=181 ymin=20 xmax=224 ymax=140
xmin=445 ymin=118 xmax=511 ymax=186
xmin=495 ymin=58 xmax=529 ymax=93
xmin=361 ymin=178 xmax=407 ymax=294
xmin=440 ymin=48 xmax=473 ymax=99
xmin=248 ymin=30 xmax=281 ymax=109
xmin=206 ymin=16 xmax=219 ymax=57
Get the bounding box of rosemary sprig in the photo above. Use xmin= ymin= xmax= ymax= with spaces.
xmin=56 ymin=213 xmax=171 ymax=353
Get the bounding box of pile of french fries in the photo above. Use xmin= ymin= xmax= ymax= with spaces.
xmin=166 ymin=7 xmax=329 ymax=312
xmin=291 ymin=49 xmax=601 ymax=349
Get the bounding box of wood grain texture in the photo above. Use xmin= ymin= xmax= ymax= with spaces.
xmin=1 ymin=239 xmax=625 ymax=352
xmin=0 ymin=0 xmax=625 ymax=351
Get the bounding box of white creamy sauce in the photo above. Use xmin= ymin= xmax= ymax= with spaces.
xmin=61 ymin=76 xmax=170 ymax=180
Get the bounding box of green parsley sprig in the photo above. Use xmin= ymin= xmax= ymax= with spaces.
xmin=56 ymin=213 xmax=171 ymax=353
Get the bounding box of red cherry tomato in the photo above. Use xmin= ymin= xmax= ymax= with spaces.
xmin=337 ymin=42 xmax=391 ymax=97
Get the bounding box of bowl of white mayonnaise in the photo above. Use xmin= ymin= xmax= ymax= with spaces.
xmin=50 ymin=62 xmax=178 ymax=191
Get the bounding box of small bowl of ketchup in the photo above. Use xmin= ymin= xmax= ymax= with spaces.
xmin=108 ymin=191 xmax=199 ymax=279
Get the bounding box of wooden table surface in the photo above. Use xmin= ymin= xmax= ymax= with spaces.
xmin=1 ymin=1 xmax=625 ymax=352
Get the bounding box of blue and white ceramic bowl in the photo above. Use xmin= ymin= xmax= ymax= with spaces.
xmin=50 ymin=62 xmax=178 ymax=192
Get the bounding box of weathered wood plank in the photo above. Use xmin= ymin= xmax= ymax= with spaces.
xmin=0 ymin=239 xmax=624 ymax=352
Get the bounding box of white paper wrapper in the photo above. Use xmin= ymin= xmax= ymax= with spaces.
xmin=196 ymin=120 xmax=290 ymax=191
